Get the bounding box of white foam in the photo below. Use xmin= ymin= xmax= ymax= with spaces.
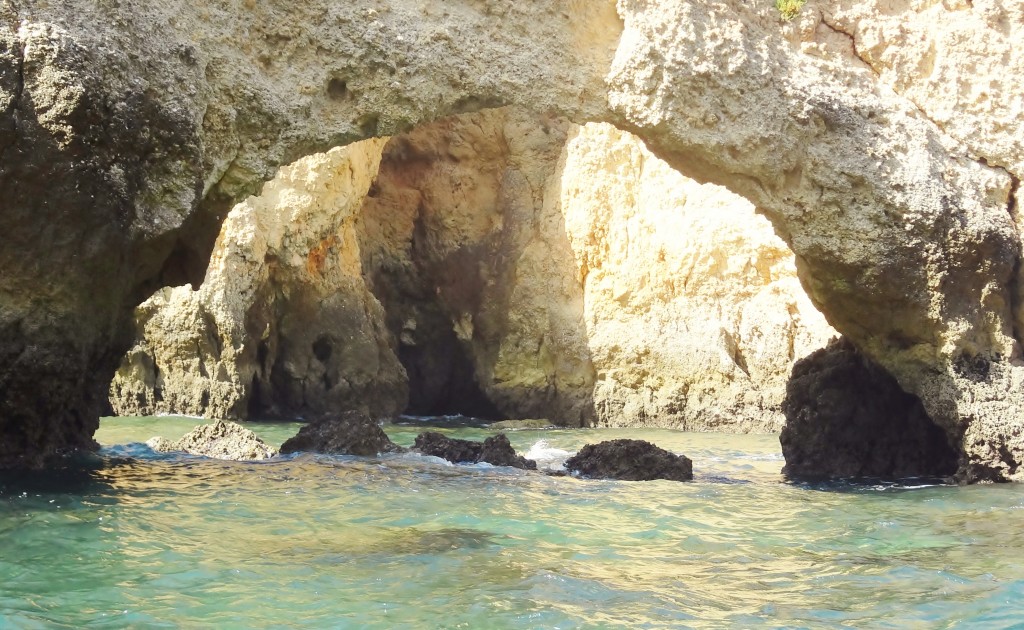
xmin=155 ymin=412 xmax=206 ymax=420
xmin=526 ymin=440 xmax=573 ymax=471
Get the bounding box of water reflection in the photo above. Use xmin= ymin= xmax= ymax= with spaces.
xmin=0 ymin=418 xmax=1021 ymax=628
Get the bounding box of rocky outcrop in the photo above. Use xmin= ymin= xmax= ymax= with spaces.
xmin=147 ymin=420 xmax=278 ymax=461
xmin=109 ymin=144 xmax=407 ymax=422
xmin=413 ymin=432 xmax=536 ymax=470
xmin=564 ymin=439 xmax=693 ymax=482
xmin=558 ymin=122 xmax=834 ymax=431
xmin=114 ymin=108 xmax=833 ymax=432
xmin=279 ymin=411 xmax=404 ymax=456
xmin=2 ymin=1 xmax=1023 ymax=480
xmin=780 ymin=338 xmax=959 ymax=480
xmin=359 ymin=108 xmax=835 ymax=430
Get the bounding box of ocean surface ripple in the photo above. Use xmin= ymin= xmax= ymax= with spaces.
xmin=1 ymin=417 xmax=1022 ymax=628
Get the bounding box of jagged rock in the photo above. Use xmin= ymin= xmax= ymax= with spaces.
xmin=109 ymin=145 xmax=407 ymax=422
xmin=413 ymin=432 xmax=536 ymax=470
xmin=148 ymin=421 xmax=278 ymax=461
xmin=780 ymin=338 xmax=959 ymax=480
xmin=564 ymin=439 xmax=693 ymax=482
xmin=279 ymin=411 xmax=404 ymax=457
xmin=2 ymin=0 xmax=1024 ymax=481
xmin=144 ymin=437 xmax=175 ymax=452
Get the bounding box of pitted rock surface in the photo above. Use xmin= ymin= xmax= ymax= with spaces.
xmin=147 ymin=420 xmax=278 ymax=461
xmin=280 ymin=412 xmax=404 ymax=457
xmin=565 ymin=439 xmax=693 ymax=482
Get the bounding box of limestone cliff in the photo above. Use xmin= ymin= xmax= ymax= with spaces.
xmin=560 ymin=123 xmax=834 ymax=431
xmin=109 ymin=142 xmax=407 ymax=421
xmin=361 ymin=109 xmax=834 ymax=430
xmin=2 ymin=0 xmax=1023 ymax=479
xmin=358 ymin=108 xmax=597 ymax=424
xmin=116 ymin=108 xmax=834 ymax=432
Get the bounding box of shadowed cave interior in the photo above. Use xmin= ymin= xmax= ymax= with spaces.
xmin=109 ymin=107 xmax=962 ymax=480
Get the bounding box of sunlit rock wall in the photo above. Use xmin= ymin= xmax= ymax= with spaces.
xmin=115 ymin=108 xmax=834 ymax=431
xmin=560 ymin=123 xmax=835 ymax=431
xmin=110 ymin=141 xmax=408 ymax=421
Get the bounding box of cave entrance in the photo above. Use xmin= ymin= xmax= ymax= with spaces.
xmin=108 ymin=106 xmax=846 ymax=434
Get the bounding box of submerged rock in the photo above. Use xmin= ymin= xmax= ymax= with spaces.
xmin=413 ymin=432 xmax=537 ymax=470
xmin=280 ymin=412 xmax=405 ymax=456
xmin=148 ymin=421 xmax=278 ymax=461
xmin=564 ymin=439 xmax=693 ymax=482
xmin=780 ymin=338 xmax=959 ymax=480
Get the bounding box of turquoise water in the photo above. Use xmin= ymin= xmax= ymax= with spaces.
xmin=2 ymin=416 xmax=1023 ymax=628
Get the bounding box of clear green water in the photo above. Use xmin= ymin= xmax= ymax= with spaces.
xmin=2 ymin=416 xmax=1023 ymax=628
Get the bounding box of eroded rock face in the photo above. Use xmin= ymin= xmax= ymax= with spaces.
xmin=116 ymin=108 xmax=833 ymax=431
xmin=565 ymin=439 xmax=693 ymax=482
xmin=780 ymin=338 xmax=959 ymax=481
xmin=109 ymin=143 xmax=407 ymax=422
xmin=147 ymin=420 xmax=278 ymax=461
xmin=413 ymin=432 xmax=536 ymax=470
xmin=279 ymin=411 xmax=404 ymax=456
xmin=559 ymin=123 xmax=835 ymax=431
xmin=2 ymin=0 xmax=1023 ymax=479
xmin=361 ymin=108 xmax=835 ymax=431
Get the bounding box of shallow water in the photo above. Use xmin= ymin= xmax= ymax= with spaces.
xmin=2 ymin=416 xmax=1023 ymax=628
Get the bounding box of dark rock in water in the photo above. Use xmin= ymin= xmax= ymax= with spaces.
xmin=413 ymin=431 xmax=480 ymax=463
xmin=148 ymin=420 xmax=278 ymax=460
xmin=413 ymin=432 xmax=536 ymax=470
xmin=565 ymin=439 xmax=693 ymax=481
xmin=780 ymin=337 xmax=959 ymax=480
xmin=280 ymin=411 xmax=404 ymax=456
xmin=479 ymin=434 xmax=537 ymax=469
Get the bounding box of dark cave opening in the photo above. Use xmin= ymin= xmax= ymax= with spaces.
xmin=397 ymin=325 xmax=503 ymax=420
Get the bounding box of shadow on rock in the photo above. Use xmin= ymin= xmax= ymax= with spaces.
xmin=780 ymin=337 xmax=958 ymax=481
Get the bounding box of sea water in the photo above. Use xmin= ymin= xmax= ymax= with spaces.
xmin=1 ymin=415 xmax=1023 ymax=628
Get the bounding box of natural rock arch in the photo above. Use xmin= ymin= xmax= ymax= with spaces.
xmin=108 ymin=108 xmax=837 ymax=432
xmin=1 ymin=0 xmax=1022 ymax=480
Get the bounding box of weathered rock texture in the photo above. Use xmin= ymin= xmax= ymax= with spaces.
xmin=114 ymin=107 xmax=834 ymax=431
xmin=780 ymin=338 xmax=959 ymax=480
xmin=109 ymin=143 xmax=407 ymax=421
xmin=413 ymin=431 xmax=536 ymax=470
xmin=147 ymin=420 xmax=278 ymax=461
xmin=565 ymin=439 xmax=693 ymax=482
xmin=279 ymin=411 xmax=404 ymax=456
xmin=2 ymin=0 xmax=1023 ymax=480
xmin=559 ymin=122 xmax=835 ymax=430
xmin=360 ymin=109 xmax=834 ymax=430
